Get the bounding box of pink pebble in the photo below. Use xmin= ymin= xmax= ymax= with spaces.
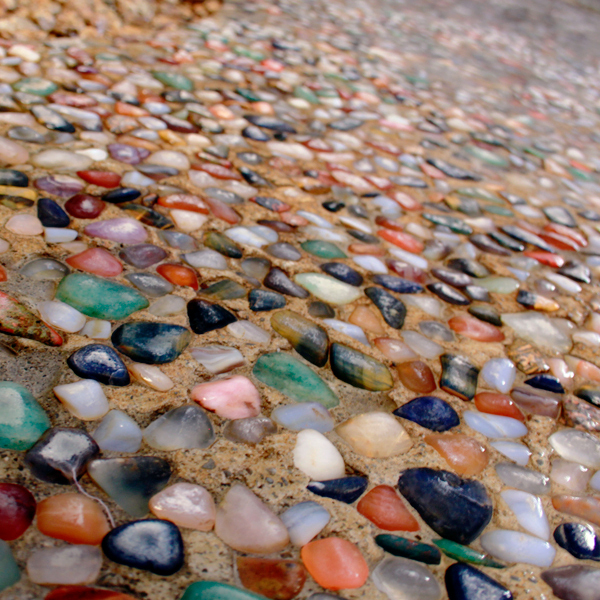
xmin=66 ymin=247 xmax=123 ymax=277
xmin=191 ymin=376 xmax=261 ymax=419
xmin=84 ymin=218 xmax=148 ymax=243
xmin=5 ymin=214 xmax=43 ymax=235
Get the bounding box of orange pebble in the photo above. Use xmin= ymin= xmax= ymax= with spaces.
xmin=36 ymin=493 xmax=110 ymax=545
xmin=156 ymin=264 xmax=198 ymax=290
xmin=356 ymin=485 xmax=419 ymax=531
xmin=424 ymin=433 xmax=489 ymax=477
xmin=348 ymin=243 xmax=385 ymax=256
xmin=474 ymin=392 xmax=525 ymax=422
xmin=552 ymin=495 xmax=600 ymax=527
xmin=378 ymin=229 xmax=424 ymax=254
xmin=397 ymin=360 xmax=436 ymax=394
xmin=448 ymin=314 xmax=504 ymax=342
xmin=115 ymin=101 xmax=148 ymax=117
xmin=157 ymin=194 xmax=209 ymax=214
xmin=301 ymin=537 xmax=369 ymax=591
xmin=349 ymin=306 xmax=384 ymax=335
xmin=66 ymin=248 xmax=123 ymax=277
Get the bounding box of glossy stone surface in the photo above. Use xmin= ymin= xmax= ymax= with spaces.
xmin=307 ymin=477 xmax=368 ymax=503
xmin=24 ymin=427 xmax=99 ymax=484
xmin=425 ymin=433 xmax=489 ymax=476
xmin=88 ymin=456 xmax=171 ymax=517
xmin=237 ymin=557 xmax=307 ymax=600
xmin=0 ymin=483 xmax=36 ymax=541
xmin=67 ymin=344 xmax=130 ymax=386
xmin=150 ymin=483 xmax=215 ymax=531
xmin=335 ymin=412 xmax=412 ymax=458
xmin=271 ymin=403 xmax=334 ymax=433
xmin=271 ymin=310 xmax=329 ymax=367
xmin=330 ymin=343 xmax=393 ymax=391
xmin=187 ymin=299 xmax=237 ymax=334
xmin=191 ymin=376 xmax=261 ymax=419
xmin=0 ymin=540 xmax=20 ymax=592
xmin=0 ymin=382 xmax=50 ymax=450
xmin=357 ymin=485 xmax=419 ymax=531
xmin=397 ymin=360 xmax=436 ymax=394
xmin=445 ymin=563 xmax=512 ymax=600
xmin=542 ymin=565 xmax=600 ymax=600
xmin=394 ymin=396 xmax=459 ymax=432
xmin=56 ymin=273 xmax=149 ymax=320
xmin=112 ymin=322 xmax=191 ymax=364
xmin=374 ymin=535 xmax=441 ymax=564
xmin=253 ymin=352 xmax=338 ymax=407
xmin=397 ymin=468 xmax=492 ymax=545
xmin=181 ymin=582 xmax=272 ymax=600
xmin=36 ymin=492 xmax=110 ymax=545
xmin=103 ymin=519 xmax=184 ymax=576
xmin=144 ymin=405 xmax=215 ymax=450
xmin=215 ymin=484 xmax=289 ymax=554
xmin=280 ymin=501 xmax=330 ymax=546
xmin=480 ymin=530 xmax=556 ymax=567
xmin=439 ymin=353 xmax=479 ymax=400
xmin=373 ymin=556 xmax=442 ymax=600
xmin=554 ymin=523 xmax=600 ymax=561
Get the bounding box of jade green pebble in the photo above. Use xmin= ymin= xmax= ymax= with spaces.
xmin=151 ymin=71 xmax=194 ymax=91
xmin=56 ymin=273 xmax=149 ymax=320
xmin=0 ymin=541 xmax=20 ymax=592
xmin=300 ymin=240 xmax=347 ymax=259
xmin=235 ymin=87 xmax=262 ymax=102
xmin=375 ymin=534 xmax=441 ymax=565
xmin=464 ymin=145 xmax=509 ymax=167
xmin=433 ymin=538 xmax=506 ymax=568
xmin=253 ymin=352 xmax=339 ymax=408
xmin=294 ymin=86 xmax=319 ymax=104
xmin=422 ymin=213 xmax=473 ymax=235
xmin=0 ymin=382 xmax=50 ymax=451
xmin=12 ymin=77 xmax=58 ymax=96
xmin=181 ymin=581 xmax=268 ymax=600
xmin=484 ymin=205 xmax=513 ymax=217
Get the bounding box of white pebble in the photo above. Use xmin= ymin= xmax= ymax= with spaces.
xmin=54 ymin=379 xmax=109 ymax=420
xmin=464 ymin=411 xmax=528 ymax=439
xmin=480 ymin=530 xmax=556 ymax=567
xmin=293 ymin=429 xmax=345 ymax=481
xmin=93 ymin=409 xmax=142 ymax=452
xmin=38 ymin=300 xmax=86 ymax=333
xmin=80 ymin=320 xmax=112 ymax=339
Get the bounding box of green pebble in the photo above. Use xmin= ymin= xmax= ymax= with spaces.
xmin=56 ymin=273 xmax=149 ymax=320
xmin=455 ymin=187 xmax=502 ymax=204
xmin=0 ymin=382 xmax=50 ymax=451
xmin=301 ymin=240 xmax=347 ymax=259
xmin=202 ymin=279 xmax=247 ymax=300
xmin=375 ymin=534 xmax=441 ymax=565
xmin=294 ymin=86 xmax=319 ymax=104
xmin=464 ymin=145 xmax=509 ymax=167
xmin=235 ymin=88 xmax=262 ymax=102
xmin=422 ymin=213 xmax=473 ymax=235
xmin=181 ymin=581 xmax=268 ymax=600
xmin=253 ymin=352 xmax=339 ymax=408
xmin=569 ymin=167 xmax=595 ymax=182
xmin=483 ymin=204 xmax=513 ymax=217
xmin=151 ymin=71 xmax=194 ymax=91
xmin=0 ymin=541 xmax=20 ymax=591
xmin=12 ymin=77 xmax=58 ymax=96
xmin=433 ymin=538 xmax=506 ymax=568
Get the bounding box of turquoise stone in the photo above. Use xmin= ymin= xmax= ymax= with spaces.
xmin=301 ymin=240 xmax=347 ymax=259
xmin=294 ymin=86 xmax=320 ymax=104
xmin=330 ymin=343 xmax=393 ymax=391
xmin=12 ymin=77 xmax=58 ymax=96
xmin=433 ymin=538 xmax=505 ymax=568
xmin=152 ymin=71 xmax=194 ymax=91
xmin=111 ymin=322 xmax=191 ymax=364
xmin=253 ymin=353 xmax=339 ymax=408
xmin=56 ymin=273 xmax=149 ymax=320
xmin=0 ymin=382 xmax=50 ymax=451
xmin=181 ymin=581 xmax=268 ymax=600
xmin=0 ymin=541 xmax=20 ymax=591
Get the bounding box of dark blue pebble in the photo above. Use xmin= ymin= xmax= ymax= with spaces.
xmin=0 ymin=168 xmax=28 ymax=187
xmin=187 ymin=299 xmax=238 ymax=334
xmin=112 ymin=322 xmax=191 ymax=364
xmin=252 ymin=196 xmax=288 ymax=212
xmin=102 ymin=519 xmax=184 ymax=576
xmin=264 ymin=268 xmax=309 ymax=298
xmin=365 ymin=287 xmax=406 ymax=329
xmin=488 ymin=230 xmax=526 ymax=252
xmin=445 ymin=563 xmax=512 ymax=600
xmin=319 ymin=262 xmax=364 ymax=287
xmin=397 ymin=468 xmax=492 ymax=545
xmin=307 ymin=476 xmax=368 ymax=504
xmin=347 ymin=229 xmax=380 ymax=244
xmin=102 ymin=187 xmax=142 ymax=204
xmin=24 ymin=427 xmax=100 ymax=485
xmin=242 ymin=125 xmax=271 ymax=141
xmin=393 ymin=396 xmax=459 ymax=432
xmin=427 ymin=282 xmax=471 ymax=305
xmin=322 ymin=201 xmax=345 ymax=212
xmin=525 ymin=374 xmax=565 ymax=394
xmin=554 ymin=523 xmax=600 ymax=561
xmin=248 ymin=289 xmax=286 ymax=312
xmin=239 ymin=166 xmax=269 ymax=186
xmin=37 ymin=197 xmax=70 ymax=227
xmin=372 ymin=274 xmax=423 ymax=294
xmin=67 ymin=344 xmax=130 ymax=386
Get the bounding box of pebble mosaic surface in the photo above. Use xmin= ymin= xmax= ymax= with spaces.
xmin=2 ymin=0 xmax=600 ymax=599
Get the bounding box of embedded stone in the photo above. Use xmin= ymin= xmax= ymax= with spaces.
xmin=542 ymin=565 xmax=600 ymax=600
xmin=143 ymin=405 xmax=215 ymax=450
xmin=294 ymin=273 xmax=362 ymax=304
xmin=191 ymin=376 xmax=261 ymax=419
xmin=150 ymin=483 xmax=215 ymax=531
xmin=27 ymin=545 xmax=102 ymax=586
xmin=445 ymin=563 xmax=512 ymax=600
xmin=271 ymin=310 xmax=329 ymax=367
xmin=237 ymin=557 xmax=307 ymax=600
xmin=397 ymin=361 xmax=436 ymax=394
xmin=280 ymin=501 xmax=330 ymax=547
xmin=394 ymin=396 xmax=459 ymax=432
xmin=67 ymin=344 xmax=130 ymax=386
xmin=0 ymin=483 xmax=36 ymax=541
xmin=440 ymin=353 xmax=479 ymax=401
xmin=373 ymin=556 xmax=442 ymax=600
xmin=330 ymin=343 xmax=393 ymax=391
xmin=357 ymin=485 xmax=419 ymax=531
xmin=187 ymin=299 xmax=237 ymax=334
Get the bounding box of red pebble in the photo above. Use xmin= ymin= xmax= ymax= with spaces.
xmin=157 ymin=194 xmax=209 ymax=214
xmin=391 ymin=191 xmax=422 ymax=211
xmin=523 ymin=250 xmax=565 ymax=268
xmin=66 ymin=248 xmax=123 ymax=277
xmin=76 ymin=170 xmax=121 ymax=188
xmin=0 ymin=264 xmax=6 ymax=282
xmin=0 ymin=483 xmax=36 ymax=541
xmin=448 ymin=314 xmax=505 ymax=342
xmin=357 ymin=485 xmax=419 ymax=531
xmin=539 ymin=232 xmax=580 ymax=251
xmin=378 ymin=229 xmax=424 ymax=254
xmin=544 ymin=223 xmax=587 ymax=247
xmin=64 ymin=194 xmax=106 ymax=219
xmin=375 ymin=216 xmax=403 ymax=231
xmin=45 ymin=587 xmax=136 ymax=600
xmin=194 ymin=163 xmax=241 ymax=181
xmin=474 ymin=392 xmax=525 ymax=422
xmin=157 ymin=264 xmax=199 ymax=290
